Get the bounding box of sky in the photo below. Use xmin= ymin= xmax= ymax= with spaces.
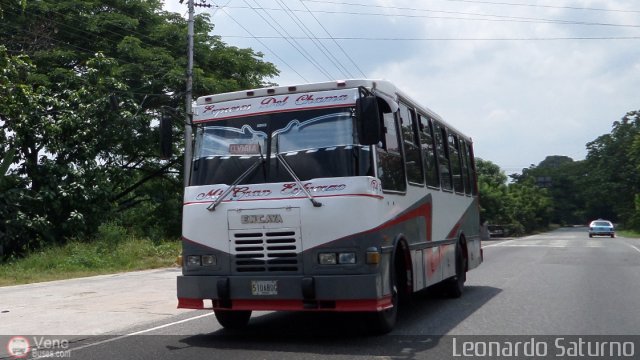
xmin=164 ymin=0 xmax=640 ymax=175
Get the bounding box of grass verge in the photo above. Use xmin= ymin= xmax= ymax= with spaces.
xmin=0 ymin=237 xmax=180 ymax=287
xmin=619 ymin=230 xmax=640 ymax=239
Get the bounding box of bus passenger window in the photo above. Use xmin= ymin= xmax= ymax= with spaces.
xmin=434 ymin=124 xmax=452 ymax=190
xmin=466 ymin=141 xmax=478 ymax=195
xmin=400 ymin=103 xmax=424 ymax=185
xmin=383 ymin=112 xmax=400 ymax=153
xmin=461 ymin=140 xmax=472 ymax=194
xmin=419 ymin=115 xmax=440 ymax=188
xmin=449 ymin=133 xmax=464 ymax=193
xmin=376 ymin=112 xmax=406 ymax=192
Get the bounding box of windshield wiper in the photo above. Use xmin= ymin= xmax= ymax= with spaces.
xmin=207 ymin=151 xmax=265 ymax=211
xmin=275 ymin=153 xmax=322 ymax=208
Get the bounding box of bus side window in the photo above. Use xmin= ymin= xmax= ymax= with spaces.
xmin=467 ymin=141 xmax=478 ymax=195
xmin=399 ymin=103 xmax=424 ymax=185
xmin=461 ymin=140 xmax=472 ymax=194
xmin=376 ymin=111 xmax=406 ymax=192
xmin=383 ymin=112 xmax=400 ymax=153
xmin=449 ymin=133 xmax=464 ymax=193
xmin=419 ymin=115 xmax=439 ymax=188
xmin=434 ymin=123 xmax=452 ymax=191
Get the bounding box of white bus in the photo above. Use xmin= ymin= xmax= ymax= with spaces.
xmin=176 ymin=79 xmax=482 ymax=333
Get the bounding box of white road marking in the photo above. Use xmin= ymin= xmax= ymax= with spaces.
xmin=484 ymin=239 xmax=605 ymax=248
xmin=627 ymin=244 xmax=640 ymax=255
xmin=482 ymin=240 xmax=516 ymax=248
xmin=69 ymin=312 xmax=215 ymax=353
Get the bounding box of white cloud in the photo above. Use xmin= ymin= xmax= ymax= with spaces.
xmin=166 ymin=0 xmax=640 ymax=172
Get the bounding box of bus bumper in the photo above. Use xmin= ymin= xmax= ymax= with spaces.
xmin=177 ymin=274 xmax=391 ymax=312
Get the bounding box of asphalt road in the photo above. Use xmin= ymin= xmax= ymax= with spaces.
xmin=3 ymin=227 xmax=640 ymax=359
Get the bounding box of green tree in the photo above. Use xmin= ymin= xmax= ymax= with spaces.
xmin=537 ymin=155 xmax=574 ymax=169
xmin=476 ymin=158 xmax=553 ymax=235
xmin=0 ymin=47 xmax=133 ymax=254
xmin=583 ymin=110 xmax=640 ymax=229
xmin=515 ymin=156 xmax=588 ymax=225
xmin=505 ymin=111 xmax=640 ymax=231
xmin=476 ymin=158 xmax=509 ymax=225
xmin=506 ymin=178 xmax=553 ymax=234
xmin=0 ymin=0 xmax=279 ymax=258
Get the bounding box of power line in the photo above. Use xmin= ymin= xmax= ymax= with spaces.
xmin=217 ymin=35 xmax=640 ymax=41
xmin=218 ymin=6 xmax=309 ymax=82
xmin=434 ymin=0 xmax=640 ymax=14
xmin=242 ymin=0 xmax=335 ymax=80
xmin=297 ymin=0 xmax=366 ymax=78
xmin=17 ymin=1 xmax=185 ymax=54
xmin=223 ymin=5 xmax=640 ymax=28
xmin=276 ymin=0 xmax=354 ymax=78
xmin=296 ymin=0 xmax=640 ymax=29
xmin=9 ymin=29 xmax=181 ymax=95
xmin=0 ymin=1 xmax=187 ymax=94
xmin=302 ymin=0 xmax=640 ymax=14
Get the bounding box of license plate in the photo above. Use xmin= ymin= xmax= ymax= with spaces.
xmin=251 ymin=280 xmax=278 ymax=296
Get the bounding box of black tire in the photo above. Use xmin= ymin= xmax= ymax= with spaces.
xmin=367 ymin=255 xmax=400 ymax=335
xmin=214 ymin=310 xmax=252 ymax=329
xmin=367 ymin=283 xmax=397 ymax=335
xmin=444 ymin=241 xmax=466 ymax=298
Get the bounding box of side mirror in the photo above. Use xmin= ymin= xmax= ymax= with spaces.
xmin=160 ymin=112 xmax=172 ymax=160
xmin=356 ymin=95 xmax=381 ymax=145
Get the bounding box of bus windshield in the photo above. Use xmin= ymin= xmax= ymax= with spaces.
xmin=190 ymin=107 xmax=373 ymax=186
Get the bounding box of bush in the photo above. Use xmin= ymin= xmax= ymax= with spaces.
xmin=95 ymin=222 xmax=129 ymax=254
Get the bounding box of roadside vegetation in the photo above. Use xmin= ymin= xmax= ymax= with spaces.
xmin=1 ymin=0 xmax=639 ymax=280
xmin=0 ymin=0 xmax=277 ymax=263
xmin=618 ymin=230 xmax=640 ymax=239
xmin=0 ymin=223 xmax=180 ymax=286
xmin=477 ymin=111 xmax=640 ymax=236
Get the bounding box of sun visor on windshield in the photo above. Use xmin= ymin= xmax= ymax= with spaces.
xmin=193 ymin=88 xmax=360 ymax=123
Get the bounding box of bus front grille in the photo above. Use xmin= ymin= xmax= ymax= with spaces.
xmin=231 ymin=229 xmax=301 ymax=273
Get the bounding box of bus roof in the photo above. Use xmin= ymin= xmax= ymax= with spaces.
xmin=195 ymin=79 xmax=394 ymax=104
xmin=195 ymin=79 xmax=471 ymax=143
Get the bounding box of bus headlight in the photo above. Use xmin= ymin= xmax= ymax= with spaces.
xmin=338 ymin=252 xmax=356 ymax=264
xmin=318 ymin=252 xmax=356 ymax=265
xmin=186 ymin=255 xmax=201 ymax=267
xmin=318 ymin=253 xmax=337 ymax=265
xmin=201 ymin=255 xmax=217 ymax=266
xmin=186 ymin=255 xmax=217 ymax=267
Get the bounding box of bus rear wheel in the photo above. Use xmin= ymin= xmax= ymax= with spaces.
xmin=444 ymin=241 xmax=467 ymax=298
xmin=214 ymin=310 xmax=252 ymax=329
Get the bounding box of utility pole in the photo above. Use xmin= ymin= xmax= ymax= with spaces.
xmin=183 ymin=0 xmax=195 ymax=187
xmin=183 ymin=0 xmax=211 ymax=186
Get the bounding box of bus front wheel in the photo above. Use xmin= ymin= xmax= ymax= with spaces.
xmin=367 ymin=248 xmax=405 ymax=334
xmin=214 ymin=309 xmax=252 ymax=329
xmin=367 ymin=276 xmax=398 ymax=334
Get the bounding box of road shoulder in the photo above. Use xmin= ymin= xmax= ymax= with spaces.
xmin=0 ymin=268 xmax=184 ymax=335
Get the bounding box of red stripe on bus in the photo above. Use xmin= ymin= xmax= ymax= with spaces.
xmin=183 ymin=193 xmax=384 ymax=206
xmin=222 ymin=297 xmax=393 ymax=312
xmin=353 ymin=200 xmax=434 ymax=242
xmin=178 ymin=297 xmax=393 ymax=312
xmin=178 ymin=298 xmax=205 ymax=309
